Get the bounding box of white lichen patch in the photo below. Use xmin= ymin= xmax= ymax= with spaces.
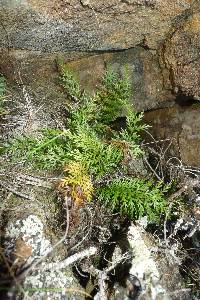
xmin=4 ymin=215 xmax=84 ymax=299
xmin=4 ymin=214 xmax=52 ymax=258
xmin=128 ymin=223 xmax=167 ymax=300
xmin=22 ymin=269 xmax=79 ymax=300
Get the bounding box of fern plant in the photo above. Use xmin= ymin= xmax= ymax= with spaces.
xmin=97 ymin=178 xmax=168 ymax=221
xmin=59 ymin=63 xmax=83 ymax=100
xmin=59 ymin=161 xmax=93 ymax=206
xmin=68 ymin=125 xmax=123 ymax=177
xmin=96 ymin=68 xmax=132 ymax=124
xmin=5 ymin=128 xmax=72 ymax=170
xmin=3 ymin=65 xmax=170 ymax=221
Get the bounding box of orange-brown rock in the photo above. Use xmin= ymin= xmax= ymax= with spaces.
xmin=164 ymin=6 xmax=200 ymax=99
xmin=0 ymin=0 xmax=193 ymax=51
xmin=144 ymin=103 xmax=200 ymax=166
xmin=0 ymin=47 xmax=174 ymax=111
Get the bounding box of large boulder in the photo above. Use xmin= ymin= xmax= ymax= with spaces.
xmin=0 ymin=0 xmax=193 ymax=51
xmin=164 ymin=3 xmax=200 ymax=99
xmin=110 ymin=222 xmax=192 ymax=300
xmin=144 ymin=103 xmax=200 ymax=166
xmin=0 ymin=47 xmax=174 ymax=112
xmin=1 ymin=0 xmax=199 ymax=112
xmin=127 ymin=223 xmax=192 ymax=300
xmin=3 ymin=214 xmax=84 ymax=300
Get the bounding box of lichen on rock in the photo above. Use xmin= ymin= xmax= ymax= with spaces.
xmin=4 ymin=214 xmax=52 ymax=259
xmin=3 ymin=214 xmax=84 ymax=300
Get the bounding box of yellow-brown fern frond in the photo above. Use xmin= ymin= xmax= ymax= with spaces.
xmin=59 ymin=161 xmax=93 ymax=207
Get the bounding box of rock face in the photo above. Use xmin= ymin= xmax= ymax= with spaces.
xmin=3 ymin=214 xmax=83 ymax=300
xmin=0 ymin=0 xmax=193 ymax=51
xmin=0 ymin=47 xmax=174 ymax=112
xmin=2 ymin=1 xmax=200 ymax=160
xmin=1 ymin=0 xmax=200 ymax=111
xmin=1 ymin=1 xmax=200 ymax=298
xmin=144 ymin=103 xmax=200 ymax=166
xmin=66 ymin=48 xmax=174 ymax=111
xmin=1 ymin=0 xmax=200 ymax=163
xmin=164 ymin=3 xmax=200 ymax=99
xmin=127 ymin=223 xmax=192 ymax=300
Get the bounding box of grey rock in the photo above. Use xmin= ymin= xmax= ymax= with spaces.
xmin=0 ymin=47 xmax=174 ymax=112
xmin=164 ymin=4 xmax=200 ymax=100
xmin=144 ymin=103 xmax=200 ymax=166
xmin=0 ymin=0 xmax=194 ymax=51
xmin=127 ymin=223 xmax=192 ymax=300
xmin=4 ymin=214 xmax=84 ymax=300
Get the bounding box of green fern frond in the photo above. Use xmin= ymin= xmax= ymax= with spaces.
xmin=59 ymin=62 xmax=82 ymax=100
xmin=5 ymin=129 xmax=71 ymax=170
xmin=96 ymin=68 xmax=132 ymax=124
xmin=97 ymin=178 xmax=168 ymax=221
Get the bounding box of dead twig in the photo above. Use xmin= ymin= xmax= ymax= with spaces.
xmin=94 ymin=272 xmax=108 ymax=300
xmin=70 ymin=206 xmax=94 ymax=252
xmin=164 ymin=183 xmax=191 ymax=244
xmin=143 ymin=157 xmax=161 ymax=181
xmin=15 ymin=174 xmax=52 ymax=189
xmin=92 ymin=251 xmax=132 ymax=300
xmin=0 ymin=180 xmax=34 ymax=201
xmin=42 ymin=246 xmax=97 ymax=272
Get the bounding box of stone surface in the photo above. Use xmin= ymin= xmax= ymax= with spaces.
xmin=0 ymin=47 xmax=174 ymax=112
xmin=127 ymin=223 xmax=192 ymax=300
xmin=164 ymin=3 xmax=200 ymax=99
xmin=4 ymin=215 xmax=52 ymax=263
xmin=3 ymin=214 xmax=84 ymax=300
xmin=144 ymin=103 xmax=200 ymax=166
xmin=64 ymin=48 xmax=174 ymax=111
xmin=1 ymin=0 xmax=200 ymax=112
xmin=0 ymin=0 xmax=194 ymax=52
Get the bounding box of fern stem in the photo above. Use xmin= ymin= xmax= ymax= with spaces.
xmin=28 ymin=130 xmax=69 ymax=156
